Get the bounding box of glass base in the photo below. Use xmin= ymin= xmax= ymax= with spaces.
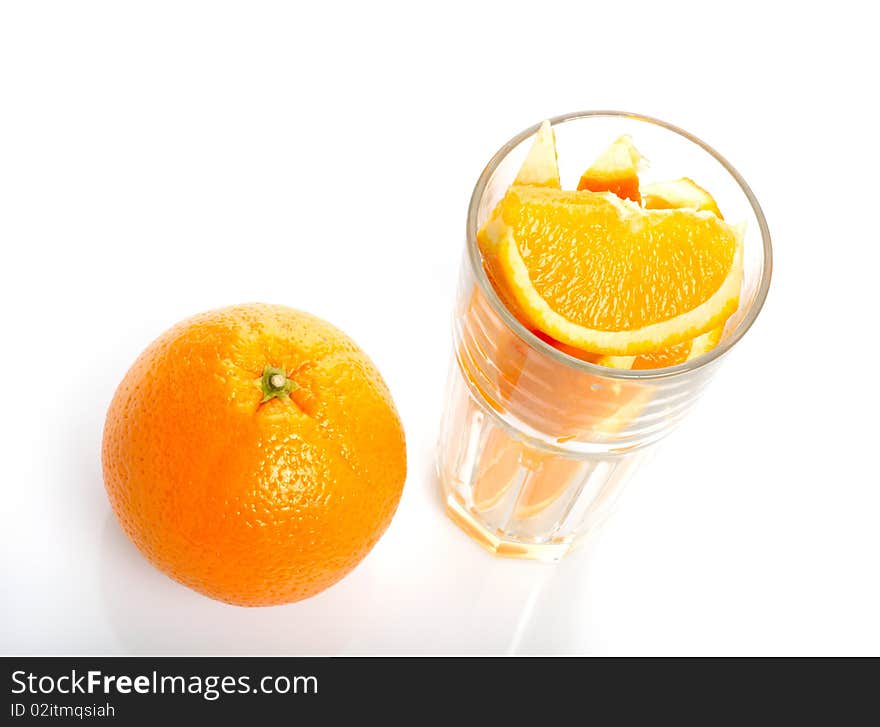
xmin=444 ymin=492 xmax=579 ymax=562
xmin=437 ymin=361 xmax=651 ymax=561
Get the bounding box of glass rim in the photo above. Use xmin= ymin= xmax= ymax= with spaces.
xmin=466 ymin=109 xmax=773 ymax=381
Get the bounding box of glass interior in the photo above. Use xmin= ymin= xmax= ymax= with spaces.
xmin=466 ymin=110 xmax=773 ymax=379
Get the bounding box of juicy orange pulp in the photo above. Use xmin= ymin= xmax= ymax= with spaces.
xmin=576 ymin=135 xmax=643 ymax=202
xmin=492 ymin=186 xmax=742 ymax=355
xmin=478 ymin=122 xmax=742 ymax=368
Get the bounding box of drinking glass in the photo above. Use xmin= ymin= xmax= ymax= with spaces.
xmin=437 ymin=111 xmax=772 ymax=561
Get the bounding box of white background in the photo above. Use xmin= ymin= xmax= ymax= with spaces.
xmin=2 ymin=1 xmax=878 ymax=656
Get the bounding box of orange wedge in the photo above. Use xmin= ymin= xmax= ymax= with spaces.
xmin=513 ymin=119 xmax=560 ymax=188
xmin=458 ymin=286 xmax=640 ymax=436
xmin=594 ymin=354 xmax=636 ymax=369
xmin=532 ymin=329 xmax=601 ymax=364
xmin=594 ymin=334 xmax=727 ymax=368
xmin=589 ymin=176 xmax=730 ymax=369
xmin=577 ymin=135 xmax=644 ymax=202
xmin=478 ymin=120 xmax=559 ymax=321
xmin=514 ymin=453 xmax=582 ymax=519
xmin=632 ymin=325 xmax=723 ymax=369
xmin=479 ymin=121 xmax=560 ymax=255
xmin=628 ymin=179 xmax=727 ymax=366
xmin=472 ymin=426 xmax=522 ymax=511
xmin=538 ymin=173 xmax=732 ymax=369
xmin=643 ymin=177 xmax=722 ymax=218
xmin=492 ymin=185 xmax=744 ymax=355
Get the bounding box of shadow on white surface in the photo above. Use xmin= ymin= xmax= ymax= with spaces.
xmin=99 ymin=513 xmax=378 ymax=655
xmin=98 ymin=503 xmax=597 ymax=654
xmin=85 ymin=403 xmax=605 ymax=655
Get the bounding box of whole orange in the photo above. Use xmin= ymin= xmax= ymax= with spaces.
xmin=102 ymin=303 xmax=406 ymax=607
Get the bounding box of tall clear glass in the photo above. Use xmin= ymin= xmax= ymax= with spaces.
xmin=437 ymin=111 xmax=772 ymax=561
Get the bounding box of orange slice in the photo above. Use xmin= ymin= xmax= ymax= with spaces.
xmin=514 ymin=453 xmax=582 ymax=519
xmin=493 ymin=185 xmax=744 ymax=355
xmin=478 ymin=120 xmax=559 ymax=321
xmin=532 ymin=329 xmax=601 ymax=364
xmin=577 ymin=135 xmax=644 ymax=202
xmin=459 ymin=286 xmax=646 ymax=440
xmin=593 ymin=177 xmax=729 ymax=368
xmin=472 ymin=426 xmax=522 ymax=511
xmin=628 ymin=179 xmax=727 ymax=367
xmin=594 ymin=353 xmax=636 ymax=369
xmin=631 ymin=325 xmax=723 ymax=369
xmin=478 ymin=120 xmax=560 ymax=259
xmin=513 ymin=119 xmax=560 ymax=188
xmin=543 ymin=174 xmax=731 ymax=369
xmin=643 ymin=177 xmax=722 ymax=218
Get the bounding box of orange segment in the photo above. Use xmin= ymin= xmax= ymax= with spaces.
xmin=595 ymin=354 xmax=636 ymax=369
xmin=643 ymin=177 xmax=722 ymax=218
xmin=458 ymin=286 xmax=638 ymax=436
xmin=516 ymin=172 xmax=731 ymax=370
xmin=577 ymin=135 xmax=644 ymax=202
xmin=478 ymin=119 xmax=561 ymax=256
xmin=576 ymin=171 xmax=727 ymax=369
xmin=472 ymin=426 xmax=522 ymax=511
xmin=631 ymin=340 xmax=691 ymax=370
xmin=478 ymin=120 xmax=560 ymax=322
xmin=630 ymin=180 xmax=726 ymax=367
xmin=514 ymin=454 xmax=582 ymax=519
xmin=494 ymin=185 xmax=744 ymax=355
xmin=533 ymin=329 xmax=601 ymax=364
xmin=509 ymin=382 xmax=653 ymax=520
xmin=632 ymin=322 xmax=724 ymax=369
xmin=514 ymin=119 xmax=560 ymax=188
xmin=592 ymin=387 xmax=652 ymax=436
xmin=687 ymin=324 xmax=725 ymax=359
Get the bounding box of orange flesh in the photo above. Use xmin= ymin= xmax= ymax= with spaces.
xmin=498 ymin=186 xmax=738 ymax=332
xmin=472 ymin=427 xmax=522 ymax=511
xmin=532 ymin=329 xmax=601 ymax=363
xmin=632 ymin=340 xmax=692 ymax=369
xmin=577 ymin=175 xmax=640 ymax=202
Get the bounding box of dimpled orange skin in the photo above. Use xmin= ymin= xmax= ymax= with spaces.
xmin=102 ymin=303 xmax=407 ymax=607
